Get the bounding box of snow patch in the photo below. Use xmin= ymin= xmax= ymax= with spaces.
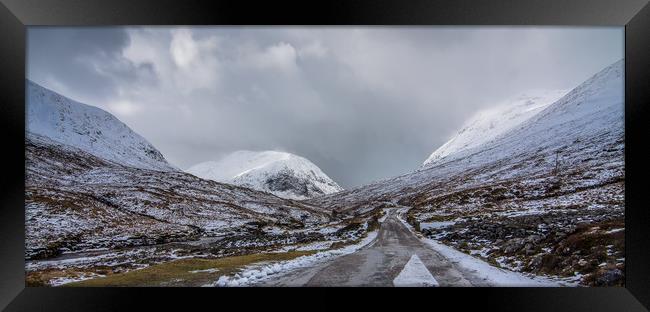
xmin=604 ymin=228 xmax=624 ymax=234
xmin=189 ymin=268 xmax=219 ymax=274
xmin=420 ymin=221 xmax=456 ymax=230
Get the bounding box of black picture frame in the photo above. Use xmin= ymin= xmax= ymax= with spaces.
xmin=1 ymin=0 xmax=648 ymax=310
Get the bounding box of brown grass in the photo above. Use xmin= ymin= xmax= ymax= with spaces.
xmin=48 ymin=251 xmax=315 ymax=287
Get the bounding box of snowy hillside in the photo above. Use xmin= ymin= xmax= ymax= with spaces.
xmin=315 ymin=59 xmax=624 ymax=211
xmin=25 ymin=133 xmax=331 ymax=259
xmin=310 ymin=59 xmax=625 ymax=286
xmin=24 ymin=81 xmax=344 ymax=269
xmin=187 ymin=151 xmax=343 ymax=200
xmin=422 ymin=89 xmax=568 ymax=167
xmin=26 ymin=80 xmax=175 ymax=172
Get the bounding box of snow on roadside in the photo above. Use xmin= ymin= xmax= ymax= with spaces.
xmin=395 ymin=212 xmax=577 ymax=287
xmin=421 ymin=238 xmax=575 ymax=287
xmin=207 ymin=231 xmax=379 ymax=287
xmin=49 ymin=273 xmax=106 ymax=286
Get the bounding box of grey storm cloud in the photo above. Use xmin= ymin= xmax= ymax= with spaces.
xmin=27 ymin=26 xmax=623 ymax=188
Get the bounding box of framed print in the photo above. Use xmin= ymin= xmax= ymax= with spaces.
xmin=0 ymin=0 xmax=648 ymax=310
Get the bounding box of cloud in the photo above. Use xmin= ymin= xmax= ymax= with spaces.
xmin=170 ymin=29 xmax=200 ymax=67
xmin=27 ymin=27 xmax=133 ymax=105
xmin=243 ymin=41 xmax=299 ymax=74
xmin=108 ymin=99 xmax=141 ymax=116
xmin=298 ymin=41 xmax=327 ymax=59
xmin=27 ymin=27 xmax=624 ymax=187
xmin=123 ymin=28 xmax=220 ymax=94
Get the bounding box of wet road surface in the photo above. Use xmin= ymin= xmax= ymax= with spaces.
xmin=261 ymin=210 xmax=489 ymax=286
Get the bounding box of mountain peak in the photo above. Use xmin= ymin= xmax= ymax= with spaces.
xmin=26 ymin=80 xmax=176 ymax=172
xmin=186 ymin=150 xmax=343 ymax=200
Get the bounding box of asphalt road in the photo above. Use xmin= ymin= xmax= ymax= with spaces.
xmin=260 ymin=209 xmax=490 ymax=286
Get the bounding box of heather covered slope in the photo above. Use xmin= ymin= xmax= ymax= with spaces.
xmin=25 ymin=133 xmax=331 ymax=260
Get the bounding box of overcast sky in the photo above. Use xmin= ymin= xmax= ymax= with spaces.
xmin=27 ymin=27 xmax=623 ymax=188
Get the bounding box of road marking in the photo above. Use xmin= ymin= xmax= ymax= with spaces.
xmin=392 ymin=254 xmax=439 ymax=287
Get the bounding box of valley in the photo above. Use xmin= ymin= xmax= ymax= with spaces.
xmin=25 ymin=59 xmax=625 ymax=287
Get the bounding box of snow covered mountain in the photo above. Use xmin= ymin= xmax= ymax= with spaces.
xmin=309 ymin=59 xmax=624 ymax=286
xmin=186 ymin=151 xmax=343 ymax=200
xmin=422 ymin=89 xmax=568 ymax=167
xmin=26 ymin=80 xmax=175 ymax=172
xmin=316 ymin=59 xmax=624 ymax=211
xmin=24 ymin=81 xmax=337 ymax=260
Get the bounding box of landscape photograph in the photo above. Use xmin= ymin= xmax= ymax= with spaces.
xmin=25 ymin=26 xmax=624 ymax=287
